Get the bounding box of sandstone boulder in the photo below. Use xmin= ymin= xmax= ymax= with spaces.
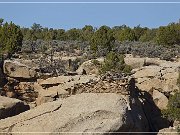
xmin=124 ymin=54 xmax=163 ymax=69
xmin=133 ymin=65 xmax=161 ymax=78
xmin=152 ymin=90 xmax=168 ymax=110
xmin=3 ymin=60 xmax=38 ymax=79
xmin=0 ymin=96 xmax=30 ymax=119
xmin=124 ymin=56 xmax=145 ymax=69
xmin=76 ymin=58 xmax=104 ymax=75
xmin=1 ymin=79 xmax=38 ymax=103
xmin=136 ymin=78 xmax=163 ymax=92
xmin=0 ymin=93 xmax=149 ymax=134
xmin=144 ymin=57 xmax=163 ymax=66
xmin=133 ymin=64 xmax=179 ymax=93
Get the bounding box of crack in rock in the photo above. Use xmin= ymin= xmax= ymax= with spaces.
xmin=2 ymin=104 xmax=62 ymax=133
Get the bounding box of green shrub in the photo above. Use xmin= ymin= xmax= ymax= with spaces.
xmin=162 ymin=92 xmax=180 ymax=121
xmin=100 ymin=51 xmax=132 ymax=74
xmin=0 ymin=20 xmax=23 ymax=55
xmin=162 ymin=73 xmax=180 ymax=122
xmin=123 ymin=65 xmax=132 ymax=74
xmin=177 ymin=72 xmax=180 ymax=89
xmin=91 ymin=59 xmax=100 ymax=66
xmin=178 ymin=126 xmax=180 ymax=133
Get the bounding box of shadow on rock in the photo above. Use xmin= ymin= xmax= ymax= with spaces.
xmin=0 ymin=56 xmax=7 ymax=93
xmin=128 ymin=78 xmax=170 ymax=134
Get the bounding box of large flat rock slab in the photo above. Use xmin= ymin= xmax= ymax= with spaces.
xmin=0 ymin=93 xmax=149 ymax=134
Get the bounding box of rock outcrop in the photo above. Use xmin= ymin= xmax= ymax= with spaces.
xmin=0 ymin=96 xmax=30 ymax=119
xmin=133 ymin=64 xmax=179 ymax=93
xmin=124 ymin=54 xmax=145 ymax=69
xmin=35 ymin=75 xmax=99 ymax=105
xmin=35 ymin=72 xmax=170 ymax=132
xmin=1 ymin=77 xmax=38 ymax=104
xmin=76 ymin=58 xmax=104 ymax=75
xmin=152 ymin=90 xmax=169 ymax=110
xmin=1 ymin=60 xmax=38 ymax=103
xmin=69 ymin=72 xmax=130 ymax=95
xmin=0 ymin=93 xmax=150 ymax=134
xmin=3 ymin=60 xmax=38 ymax=79
xmin=132 ymin=60 xmax=180 ymax=111
xmin=124 ymin=54 xmax=167 ymax=69
xmin=0 ymin=54 xmax=178 ymax=133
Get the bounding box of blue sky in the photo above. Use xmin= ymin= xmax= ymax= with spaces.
xmin=0 ymin=0 xmax=180 ymax=29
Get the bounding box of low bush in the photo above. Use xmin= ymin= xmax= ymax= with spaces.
xmin=162 ymin=92 xmax=180 ymax=121
xmin=123 ymin=64 xmax=132 ymax=73
xmin=91 ymin=59 xmax=100 ymax=66
xmin=100 ymin=51 xmax=132 ymax=74
xmin=177 ymin=72 xmax=180 ymax=89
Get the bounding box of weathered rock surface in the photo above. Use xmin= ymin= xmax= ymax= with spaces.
xmin=157 ymin=127 xmax=179 ymax=135
xmin=124 ymin=54 xmax=162 ymax=69
xmin=35 ymin=75 xmax=99 ymax=105
xmin=133 ymin=64 xmax=179 ymax=93
xmin=133 ymin=65 xmax=161 ymax=78
xmin=1 ymin=54 xmax=177 ymax=133
xmin=0 ymin=93 xmax=150 ymax=134
xmin=38 ymin=74 xmax=99 ymax=86
xmin=0 ymin=96 xmax=30 ymax=119
xmin=34 ymin=82 xmax=69 ymax=106
xmin=152 ymin=90 xmax=169 ymax=110
xmin=3 ymin=60 xmax=38 ymax=79
xmin=1 ymin=79 xmax=38 ymax=103
xmin=124 ymin=54 xmax=145 ymax=69
xmin=124 ymin=54 xmax=171 ymax=69
xmin=38 ymin=72 xmax=170 ymax=132
xmin=132 ymin=61 xmax=180 ymax=112
xmin=69 ymin=74 xmax=130 ymax=95
xmin=1 ymin=60 xmax=39 ymax=103
xmin=76 ymin=58 xmax=104 ymax=75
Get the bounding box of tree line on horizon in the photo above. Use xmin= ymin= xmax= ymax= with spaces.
xmin=1 ymin=18 xmax=180 ymax=55
xmin=21 ymin=22 xmax=180 ymax=52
